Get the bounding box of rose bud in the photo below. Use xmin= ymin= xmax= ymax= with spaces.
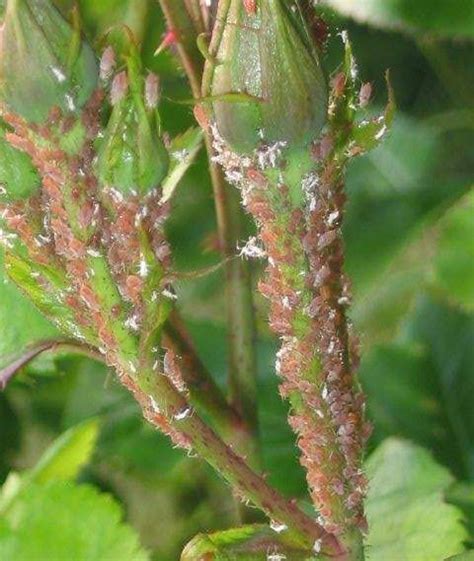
xmin=204 ymin=0 xmax=328 ymax=154
xmin=0 ymin=0 xmax=98 ymax=123
xmin=96 ymin=55 xmax=169 ymax=197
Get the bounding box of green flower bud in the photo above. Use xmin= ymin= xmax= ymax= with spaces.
xmin=204 ymin=0 xmax=328 ymax=154
xmin=96 ymin=55 xmax=169 ymax=197
xmin=0 ymin=124 xmax=40 ymax=200
xmin=0 ymin=0 xmax=98 ymax=123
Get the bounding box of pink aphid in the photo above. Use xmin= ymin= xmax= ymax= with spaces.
xmin=111 ymin=71 xmax=129 ymax=106
xmin=100 ymin=46 xmax=116 ymax=81
xmin=145 ymin=73 xmax=160 ymax=109
xmin=359 ymin=82 xmax=372 ymax=108
xmin=243 ymin=0 xmax=257 ymax=14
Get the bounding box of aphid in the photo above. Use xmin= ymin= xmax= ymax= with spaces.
xmin=79 ymin=285 xmax=100 ymax=311
xmin=246 ymin=168 xmax=268 ymax=188
xmin=154 ymin=28 xmax=179 ymax=58
xmin=110 ymin=71 xmax=129 ymax=106
xmin=331 ymin=72 xmax=346 ymax=98
xmin=243 ymin=0 xmax=257 ymax=15
xmin=125 ymin=275 xmax=143 ymax=302
xmin=193 ymin=104 xmax=209 ymax=130
xmin=100 ymin=46 xmax=116 ymax=81
xmin=359 ymin=82 xmax=372 ymax=108
xmin=145 ymin=73 xmax=160 ymax=109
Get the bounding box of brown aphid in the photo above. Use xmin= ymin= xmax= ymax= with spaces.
xmin=359 ymin=82 xmax=373 ymax=108
xmin=193 ymin=104 xmax=209 ymax=130
xmin=331 ymin=72 xmax=346 ymax=98
xmin=79 ymin=284 xmax=100 ymax=311
xmin=5 ymin=132 xmax=34 ymax=155
xmin=243 ymin=0 xmax=257 ymax=14
xmin=125 ymin=275 xmax=144 ymax=302
xmin=246 ymin=168 xmax=268 ymax=188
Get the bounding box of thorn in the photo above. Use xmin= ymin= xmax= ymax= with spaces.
xmin=154 ymin=29 xmax=178 ymax=56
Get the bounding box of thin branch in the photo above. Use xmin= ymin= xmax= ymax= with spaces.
xmin=156 ymin=0 xmax=260 ymax=467
xmin=163 ymin=311 xmax=254 ymax=454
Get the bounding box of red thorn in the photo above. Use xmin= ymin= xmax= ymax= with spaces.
xmin=155 ymin=29 xmax=179 ymax=55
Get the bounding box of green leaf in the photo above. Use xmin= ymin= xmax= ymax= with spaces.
xmin=0 ymin=252 xmax=60 ymax=370
xmin=28 ymin=417 xmax=99 ymax=483
xmin=162 ymin=128 xmax=204 ymax=203
xmin=365 ymin=438 xmax=467 ymax=561
xmin=350 ymin=188 xmax=473 ymax=345
xmin=0 ymin=125 xmax=41 ymax=201
xmin=345 ymin=115 xmax=443 ymax=293
xmin=361 ymin=296 xmax=474 ymax=480
xmin=0 ymin=418 xmax=99 ymax=514
xmin=447 ymin=552 xmax=474 ymax=560
xmin=181 ymin=524 xmax=315 ymax=560
xmin=0 ymin=481 xmax=149 ymax=561
xmin=0 ymin=394 xmax=20 ymax=481
xmin=324 ymin=0 xmax=474 ymax=39
xmin=433 ymin=191 xmax=474 ymax=311
xmin=446 ymin=482 xmax=474 ymax=546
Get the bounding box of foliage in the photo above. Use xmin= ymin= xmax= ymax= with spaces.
xmin=0 ymin=254 xmax=59 ymax=369
xmin=0 ymin=419 xmax=149 ymax=560
xmin=0 ymin=482 xmax=150 ymax=561
xmin=323 ymin=0 xmax=474 ymax=38
xmin=365 ymin=439 xmax=467 ymax=560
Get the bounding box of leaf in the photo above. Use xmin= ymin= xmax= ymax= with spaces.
xmin=0 ymin=394 xmax=20 ymax=481
xmin=351 ymin=194 xmax=472 ymax=345
xmin=0 ymin=340 xmax=71 ymax=390
xmin=0 ymin=481 xmax=149 ymax=561
xmin=433 ymin=191 xmax=474 ymax=311
xmin=0 ymin=252 xmax=60 ymax=370
xmin=447 ymin=552 xmax=474 ymax=560
xmin=28 ymin=417 xmax=99 ymax=483
xmin=0 ymin=418 xmax=99 ymax=514
xmin=0 ymin=125 xmax=41 ymax=201
xmin=181 ymin=524 xmax=315 ymax=560
xmin=162 ymin=128 xmax=204 ymax=203
xmin=446 ymin=482 xmax=474 ymax=546
xmin=351 ymin=72 xmax=396 ymax=154
xmin=323 ymin=0 xmax=474 ymax=39
xmin=360 ymin=296 xmax=474 ymax=480
xmin=345 ymin=114 xmax=444 ymax=292
xmin=365 ymin=438 xmax=468 ymax=561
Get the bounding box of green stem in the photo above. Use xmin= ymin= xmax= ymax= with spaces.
xmin=124 ymin=0 xmax=151 ymax=44
xmin=206 ymin=146 xmax=260 ymax=466
xmin=117 ymin=358 xmax=344 ymax=557
xmin=163 ymin=312 xmax=254 ymax=456
xmin=157 ymin=0 xmax=261 ymax=469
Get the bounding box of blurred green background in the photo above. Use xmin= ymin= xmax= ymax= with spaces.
xmin=0 ymin=1 xmax=473 ymax=559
